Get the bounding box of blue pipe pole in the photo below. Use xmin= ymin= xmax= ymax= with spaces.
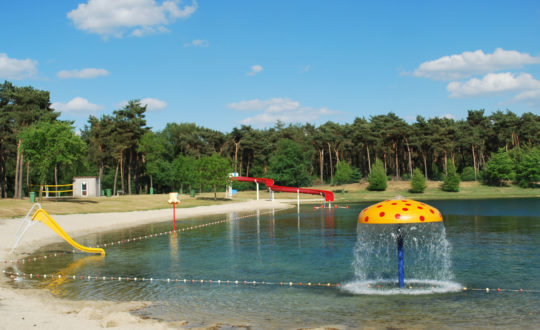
xmin=397 ymin=234 xmax=404 ymax=288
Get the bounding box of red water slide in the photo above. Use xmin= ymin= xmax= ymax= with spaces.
xmin=233 ymin=176 xmax=334 ymax=202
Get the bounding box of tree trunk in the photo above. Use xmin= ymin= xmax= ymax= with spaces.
xmin=366 ymin=144 xmax=371 ymax=174
xmin=422 ymin=153 xmax=428 ymax=179
xmin=234 ymin=142 xmax=239 ymax=173
xmin=128 ymin=150 xmax=132 ymax=195
xmin=328 ymin=143 xmax=333 ymax=184
xmin=120 ymin=154 xmax=125 ymax=194
xmin=113 ymin=161 xmax=119 ymax=195
xmin=405 ymin=139 xmax=412 ymax=177
xmin=54 ymin=165 xmax=58 ymax=197
xmin=443 ymin=151 xmax=448 ymax=176
xmin=150 ymin=174 xmax=153 ymax=189
xmin=98 ymin=161 xmax=103 ymax=183
xmin=319 ymin=149 xmax=324 ymax=183
xmin=14 ymin=141 xmax=20 ymax=198
xmin=18 ymin=152 xmax=24 ymax=198
xmin=394 ymin=143 xmax=399 ymax=180
xmin=38 ymin=178 xmax=44 ymax=203
xmin=213 ymin=184 xmax=217 ymax=201
xmin=26 ymin=161 xmax=30 ymax=198
xmin=472 ymin=145 xmax=477 ymax=181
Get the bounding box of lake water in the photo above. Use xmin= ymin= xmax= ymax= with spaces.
xmin=12 ymin=198 xmax=540 ymax=329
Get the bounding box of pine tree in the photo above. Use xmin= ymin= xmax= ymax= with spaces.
xmin=442 ymin=162 xmax=460 ymax=192
xmin=367 ymin=158 xmax=387 ymax=191
xmin=410 ymin=168 xmax=427 ymax=193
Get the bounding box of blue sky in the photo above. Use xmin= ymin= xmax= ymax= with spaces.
xmin=1 ymin=0 xmax=539 ymax=132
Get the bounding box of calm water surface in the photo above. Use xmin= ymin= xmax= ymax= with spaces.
xmin=13 ymin=198 xmax=540 ymax=329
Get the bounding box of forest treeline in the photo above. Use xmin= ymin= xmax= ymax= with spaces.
xmin=1 ymin=80 xmax=539 ymax=198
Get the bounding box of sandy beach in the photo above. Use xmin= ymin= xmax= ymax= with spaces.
xmin=0 ymin=200 xmax=292 ymax=329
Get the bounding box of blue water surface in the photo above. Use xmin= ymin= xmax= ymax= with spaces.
xmin=14 ymin=198 xmax=540 ymax=329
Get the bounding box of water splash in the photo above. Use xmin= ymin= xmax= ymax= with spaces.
xmin=343 ymin=223 xmax=461 ymax=295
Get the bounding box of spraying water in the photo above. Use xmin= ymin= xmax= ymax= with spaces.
xmin=343 ymin=199 xmax=462 ymax=295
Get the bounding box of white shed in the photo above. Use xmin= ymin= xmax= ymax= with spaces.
xmin=73 ymin=177 xmax=101 ymax=197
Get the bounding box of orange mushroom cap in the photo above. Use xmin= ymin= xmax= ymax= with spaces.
xmin=358 ymin=199 xmax=443 ymax=224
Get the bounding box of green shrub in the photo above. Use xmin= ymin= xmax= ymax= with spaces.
xmin=483 ymin=149 xmax=515 ymax=186
xmin=410 ymin=168 xmax=427 ymax=193
xmin=350 ymin=166 xmax=363 ymax=182
xmin=515 ymin=147 xmax=540 ymax=188
xmin=368 ymin=159 xmax=387 ymax=191
xmin=401 ymin=173 xmax=411 ymax=181
xmin=442 ymin=163 xmax=460 ymax=192
xmin=461 ymin=166 xmax=476 ymax=181
xmin=334 ymin=161 xmax=353 ymax=185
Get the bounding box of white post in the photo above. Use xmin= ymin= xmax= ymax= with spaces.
xmin=268 ymin=188 xmax=272 ymax=201
xmin=256 ymin=182 xmax=259 ymax=201
xmin=297 ymin=188 xmax=300 ymax=211
xmin=272 ymin=190 xmax=275 ymax=201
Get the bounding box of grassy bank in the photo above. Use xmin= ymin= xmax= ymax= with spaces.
xmin=1 ymin=181 xmax=538 ymax=218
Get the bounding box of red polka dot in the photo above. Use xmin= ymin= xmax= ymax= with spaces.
xmin=402 ymin=208 xmax=408 ymax=211
xmin=417 ymin=206 xmax=423 ymax=209
xmin=391 ymin=203 xmax=397 ymax=205
xmin=377 ymin=205 xmax=383 ymax=208
xmin=402 ymin=200 xmax=407 ymax=202
xmin=395 ymin=214 xmax=401 ymax=219
xmin=379 ymin=212 xmax=385 ymax=217
xmin=430 ymin=209 xmax=435 ymax=214
xmin=406 ymin=203 xmax=411 ymax=206
xmin=420 ymin=216 xmax=425 ymax=221
xmin=364 ymin=216 xmax=369 ymax=222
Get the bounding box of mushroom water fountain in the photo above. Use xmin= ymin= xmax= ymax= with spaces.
xmin=343 ymin=199 xmax=461 ymax=294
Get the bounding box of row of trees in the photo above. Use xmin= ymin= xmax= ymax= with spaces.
xmin=1 ymin=80 xmax=539 ymax=199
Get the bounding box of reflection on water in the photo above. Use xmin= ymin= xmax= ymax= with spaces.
xmin=12 ymin=199 xmax=540 ymax=329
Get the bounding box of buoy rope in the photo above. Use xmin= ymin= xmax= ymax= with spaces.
xmin=2 ymin=270 xmax=340 ymax=288
xmin=4 ymin=270 xmax=540 ymax=294
xmin=3 ymin=208 xmax=285 ymax=266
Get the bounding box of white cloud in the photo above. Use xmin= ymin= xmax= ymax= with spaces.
xmin=0 ymin=53 xmax=38 ymax=80
xmin=140 ymin=97 xmax=167 ymax=111
xmin=117 ymin=97 xmax=167 ymax=111
xmin=52 ymin=97 xmax=104 ymax=115
xmin=247 ymin=64 xmax=263 ymax=76
xmin=57 ymin=68 xmax=110 ymax=79
xmin=441 ymin=114 xmax=454 ymax=119
xmin=227 ymin=98 xmax=338 ymax=126
xmin=414 ymin=48 xmax=540 ymax=80
xmin=302 ymin=64 xmax=311 ymax=72
xmin=67 ymin=0 xmax=198 ymax=38
xmin=184 ymin=39 xmax=209 ymax=47
xmin=515 ymin=89 xmax=540 ymax=101
xmin=447 ymin=72 xmax=540 ymax=98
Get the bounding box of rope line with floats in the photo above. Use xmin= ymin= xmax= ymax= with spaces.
xmin=4 ymin=270 xmax=540 ymax=294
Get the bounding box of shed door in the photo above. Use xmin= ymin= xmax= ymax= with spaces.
xmin=81 ymin=182 xmax=88 ymax=196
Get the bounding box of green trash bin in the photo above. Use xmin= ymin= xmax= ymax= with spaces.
xmin=190 ymin=189 xmax=196 ymax=197
xmin=106 ymin=189 xmax=112 ymax=197
xmin=150 ymin=187 xmax=154 ymax=195
xmin=29 ymin=192 xmax=36 ymax=203
xmin=101 ymin=190 xmax=105 ymax=196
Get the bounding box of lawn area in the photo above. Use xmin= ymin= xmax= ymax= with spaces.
xmin=0 ymin=192 xmax=247 ymax=219
xmin=1 ymin=181 xmax=538 ymax=218
xmin=327 ymin=180 xmax=540 ymax=203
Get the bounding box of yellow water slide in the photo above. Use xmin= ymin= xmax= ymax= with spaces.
xmin=11 ymin=204 xmax=105 ymax=256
